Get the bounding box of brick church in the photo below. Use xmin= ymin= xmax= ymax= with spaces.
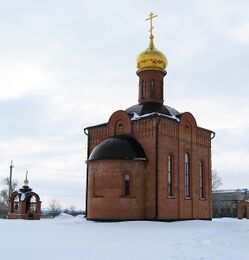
xmin=84 ymin=13 xmax=215 ymax=221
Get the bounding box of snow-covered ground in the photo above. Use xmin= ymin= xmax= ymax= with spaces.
xmin=0 ymin=215 xmax=248 ymax=260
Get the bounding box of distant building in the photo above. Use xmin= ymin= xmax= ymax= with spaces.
xmin=84 ymin=14 xmax=215 ymax=221
xmin=212 ymin=189 xmax=249 ymax=218
xmin=8 ymin=173 xmax=41 ymax=220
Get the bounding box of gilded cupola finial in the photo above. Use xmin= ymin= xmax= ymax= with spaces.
xmin=24 ymin=170 xmax=29 ymax=186
xmin=145 ymin=12 xmax=157 ymax=50
xmin=136 ymin=13 xmax=168 ymax=72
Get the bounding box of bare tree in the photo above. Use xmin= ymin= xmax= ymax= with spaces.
xmin=212 ymin=170 xmax=222 ymax=190
xmin=48 ymin=200 xmax=62 ymax=218
xmin=0 ymin=177 xmax=18 ymax=208
xmin=63 ymin=205 xmax=76 ymax=216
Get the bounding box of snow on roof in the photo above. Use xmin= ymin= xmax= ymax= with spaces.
xmin=130 ymin=112 xmax=180 ymax=122
xmin=85 ymin=110 xmax=181 ymax=130
xmin=18 ymin=190 xmax=32 ymax=201
xmin=213 ymin=189 xmax=249 ymax=194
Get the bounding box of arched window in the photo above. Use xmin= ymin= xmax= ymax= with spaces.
xmin=124 ymin=174 xmax=130 ymax=196
xmin=161 ymin=81 xmax=163 ymax=99
xmin=200 ymin=161 xmax=205 ymax=198
xmin=184 ymin=153 xmax=190 ymax=197
xmin=168 ymin=154 xmax=173 ymax=197
xmin=27 ymin=196 xmax=37 ymax=213
xmin=13 ymin=195 xmax=19 ymax=213
xmin=142 ymin=80 xmax=146 ymax=98
xmin=93 ymin=171 xmax=102 ymax=197
xmin=150 ymin=80 xmax=154 ymax=97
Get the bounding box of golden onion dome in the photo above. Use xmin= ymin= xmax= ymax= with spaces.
xmin=137 ymin=36 xmax=168 ymax=72
xmin=137 ymin=13 xmax=168 ymax=72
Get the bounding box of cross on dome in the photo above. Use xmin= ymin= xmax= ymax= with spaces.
xmin=145 ymin=12 xmax=158 ymax=38
xmin=136 ymin=12 xmax=168 ymax=72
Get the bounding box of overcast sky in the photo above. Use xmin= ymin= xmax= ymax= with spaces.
xmin=0 ymin=0 xmax=249 ymax=209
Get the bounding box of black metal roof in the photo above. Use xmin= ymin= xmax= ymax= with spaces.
xmin=88 ymin=135 xmax=147 ymax=161
xmin=19 ymin=185 xmax=32 ymax=193
xmin=125 ymin=102 xmax=180 ymax=117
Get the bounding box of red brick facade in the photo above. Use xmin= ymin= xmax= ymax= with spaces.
xmin=85 ymin=36 xmax=214 ymax=221
xmin=87 ymin=160 xmax=146 ymax=220
xmin=86 ymin=108 xmax=213 ymax=220
xmin=138 ymin=70 xmax=166 ymax=104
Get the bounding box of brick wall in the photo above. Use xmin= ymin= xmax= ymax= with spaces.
xmin=86 ymin=110 xmax=212 ymax=220
xmin=87 ymin=160 xmax=146 ymax=220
